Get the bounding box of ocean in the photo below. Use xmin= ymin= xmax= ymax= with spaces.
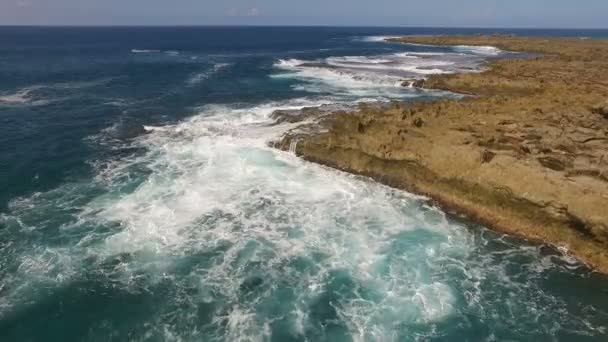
xmin=1 ymin=26 xmax=608 ymax=341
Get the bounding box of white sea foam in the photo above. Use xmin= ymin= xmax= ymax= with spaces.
xmin=359 ymin=36 xmax=400 ymax=43
xmin=131 ymin=48 xmax=193 ymax=58
xmin=274 ymin=58 xmax=308 ymax=69
xmin=275 ymin=63 xmax=402 ymax=85
xmin=398 ymin=42 xmax=503 ymax=56
xmin=327 ymin=56 xmax=394 ymax=64
xmin=273 ymin=53 xmax=468 ymax=99
xmin=393 ymin=52 xmax=451 ymax=57
xmin=187 ymin=63 xmax=232 ymax=86
xmin=329 ymin=55 xmax=455 ymax=74
xmin=0 ymin=88 xmax=34 ymax=104
xmin=1 ymin=96 xmax=604 ymax=338
xmin=274 ymin=58 xmax=405 ymax=94
xmin=0 ymin=78 xmax=114 ymax=107
xmin=82 ymin=98 xmax=471 ymax=339
xmin=274 ymin=68 xmax=409 ymax=99
xmin=453 ymin=45 xmax=502 ymax=56
xmin=412 ymin=282 xmax=456 ymax=322
xmin=401 ymin=42 xmax=440 ymax=48
xmin=0 ymin=86 xmax=53 ymax=107
xmin=131 ymin=49 xmax=160 ymax=53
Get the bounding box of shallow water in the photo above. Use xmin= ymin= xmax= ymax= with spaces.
xmin=1 ymin=26 xmax=608 ymax=341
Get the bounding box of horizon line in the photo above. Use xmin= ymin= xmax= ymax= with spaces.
xmin=1 ymin=24 xmax=608 ymax=30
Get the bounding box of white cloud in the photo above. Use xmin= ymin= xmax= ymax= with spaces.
xmin=225 ymin=6 xmax=262 ymax=17
xmin=246 ymin=7 xmax=260 ymax=17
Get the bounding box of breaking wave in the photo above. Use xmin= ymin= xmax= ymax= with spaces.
xmin=454 ymin=45 xmax=502 ymax=56
xmin=356 ymin=36 xmax=400 ymax=43
xmin=2 ymin=28 xmax=607 ymax=341
xmin=2 ymin=96 xmax=607 ymax=340
xmin=0 ymin=79 xmax=114 ymax=107
xmin=272 ymin=61 xmax=413 ymax=99
xmin=187 ymin=63 xmax=232 ymax=86
xmin=0 ymin=87 xmax=37 ymax=104
xmin=271 ymin=49 xmax=488 ymax=99
xmin=131 ymin=49 xmax=161 ymax=53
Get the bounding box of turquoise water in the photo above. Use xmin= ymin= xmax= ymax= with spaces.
xmin=1 ymin=27 xmax=608 ymax=341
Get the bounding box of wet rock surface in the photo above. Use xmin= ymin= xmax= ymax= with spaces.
xmin=274 ymin=35 xmax=608 ymax=273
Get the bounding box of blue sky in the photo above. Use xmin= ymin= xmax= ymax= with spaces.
xmin=1 ymin=0 xmax=606 ymax=28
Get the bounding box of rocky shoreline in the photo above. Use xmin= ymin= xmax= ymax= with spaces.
xmin=273 ymin=35 xmax=608 ymax=273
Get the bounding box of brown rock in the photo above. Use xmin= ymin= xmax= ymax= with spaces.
xmin=538 ymin=156 xmax=567 ymax=171
xmin=591 ymin=101 xmax=608 ymax=119
xmin=412 ymin=117 xmax=424 ymax=128
xmin=481 ymin=149 xmax=496 ymax=163
xmin=412 ymin=79 xmax=426 ymax=88
xmin=278 ymin=34 xmax=608 ymax=273
xmin=357 ymin=122 xmax=366 ymax=134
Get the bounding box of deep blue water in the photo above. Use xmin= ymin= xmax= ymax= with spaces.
xmin=1 ymin=26 xmax=608 ymax=209
xmin=1 ymin=26 xmax=608 ymax=341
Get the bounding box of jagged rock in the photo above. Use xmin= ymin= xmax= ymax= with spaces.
xmin=591 ymin=101 xmax=608 ymax=119
xmin=271 ymin=109 xmax=307 ymax=123
xmin=481 ymin=149 xmax=496 ymax=163
xmin=270 ymin=104 xmax=353 ymax=124
xmin=357 ymin=122 xmax=366 ymax=133
xmin=401 ymin=79 xmax=426 ymax=88
xmin=555 ymin=144 xmax=576 ymax=154
xmin=524 ymin=133 xmax=542 ymax=140
xmin=412 ymin=117 xmax=424 ymax=128
xmin=538 ymin=156 xmax=567 ymax=171
xmin=412 ymin=79 xmax=425 ymax=88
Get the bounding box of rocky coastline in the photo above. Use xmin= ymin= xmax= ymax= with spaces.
xmin=273 ymin=35 xmax=608 ymax=272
